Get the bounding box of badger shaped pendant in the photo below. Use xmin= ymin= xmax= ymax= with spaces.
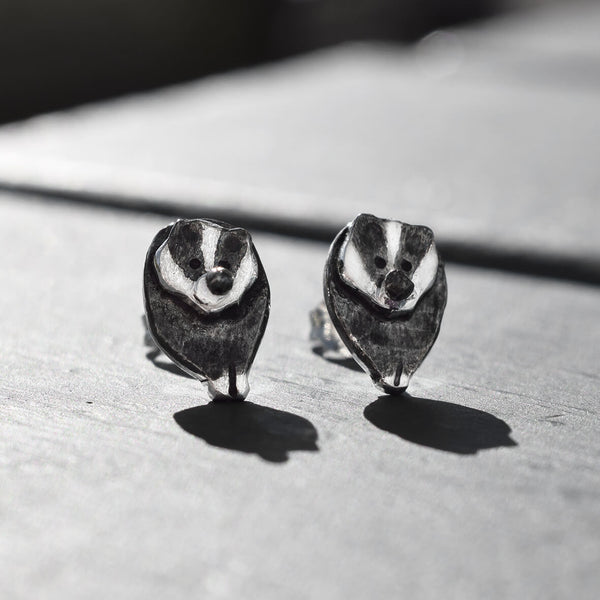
xmin=318 ymin=214 xmax=447 ymax=395
xmin=144 ymin=218 xmax=270 ymax=401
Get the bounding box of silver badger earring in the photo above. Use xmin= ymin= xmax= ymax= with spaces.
xmin=144 ymin=218 xmax=270 ymax=401
xmin=311 ymin=213 xmax=447 ymax=395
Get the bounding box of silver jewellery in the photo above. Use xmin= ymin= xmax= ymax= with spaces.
xmin=311 ymin=213 xmax=447 ymax=395
xmin=144 ymin=218 xmax=270 ymax=401
xmin=143 ymin=214 xmax=444 ymax=400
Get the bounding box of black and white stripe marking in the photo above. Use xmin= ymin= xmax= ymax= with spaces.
xmin=154 ymin=219 xmax=258 ymax=314
xmin=339 ymin=214 xmax=439 ymax=314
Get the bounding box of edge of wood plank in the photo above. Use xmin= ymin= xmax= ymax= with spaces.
xmin=1 ymin=181 xmax=599 ymax=286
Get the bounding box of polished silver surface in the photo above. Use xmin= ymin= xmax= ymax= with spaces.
xmin=315 ymin=214 xmax=447 ymax=394
xmin=144 ymin=218 xmax=270 ymax=401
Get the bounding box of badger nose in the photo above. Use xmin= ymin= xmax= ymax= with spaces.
xmin=206 ymin=267 xmax=233 ymax=295
xmin=385 ymin=270 xmax=414 ymax=301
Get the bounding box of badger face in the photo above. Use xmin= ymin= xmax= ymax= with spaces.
xmin=338 ymin=214 xmax=439 ymax=315
xmin=154 ymin=219 xmax=258 ymax=314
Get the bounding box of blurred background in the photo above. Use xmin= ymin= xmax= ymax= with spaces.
xmin=1 ymin=0 xmax=596 ymax=281
xmin=0 ymin=0 xmax=561 ymax=123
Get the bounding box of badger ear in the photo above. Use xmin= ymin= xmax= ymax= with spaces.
xmin=220 ymin=228 xmax=250 ymax=253
xmin=352 ymin=213 xmax=380 ymax=232
xmin=166 ymin=219 xmax=185 ymax=247
xmin=349 ymin=214 xmax=385 ymax=249
xmin=168 ymin=219 xmax=203 ymax=253
xmin=227 ymin=227 xmax=251 ymax=239
xmin=354 ymin=213 xmax=378 ymax=223
xmin=402 ymin=224 xmax=434 ymax=258
xmin=169 ymin=219 xmax=194 ymax=240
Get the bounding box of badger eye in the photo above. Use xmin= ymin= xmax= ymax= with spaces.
xmin=401 ymin=259 xmax=412 ymax=272
xmin=188 ymin=258 xmax=202 ymax=269
xmin=374 ymin=256 xmax=386 ymax=269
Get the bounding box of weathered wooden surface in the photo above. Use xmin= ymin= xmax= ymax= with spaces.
xmin=0 ymin=1 xmax=598 ymax=271
xmin=1 ymin=194 xmax=599 ymax=599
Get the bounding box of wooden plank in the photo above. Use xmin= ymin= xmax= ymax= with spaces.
xmin=1 ymin=195 xmax=599 ymax=599
xmin=0 ymin=2 xmax=599 ymax=273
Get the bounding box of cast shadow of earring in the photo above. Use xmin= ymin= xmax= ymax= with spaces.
xmin=364 ymin=394 xmax=517 ymax=454
xmin=174 ymin=401 xmax=319 ymax=463
xmin=146 ymin=347 xmax=194 ymax=379
xmin=311 ymin=346 xmax=363 ymax=372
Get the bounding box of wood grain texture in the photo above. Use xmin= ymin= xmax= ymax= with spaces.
xmin=1 ymin=195 xmax=599 ymax=599
xmin=0 ymin=2 xmax=598 ymax=273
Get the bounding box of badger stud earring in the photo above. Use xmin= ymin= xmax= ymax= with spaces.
xmin=311 ymin=213 xmax=447 ymax=395
xmin=144 ymin=218 xmax=270 ymax=401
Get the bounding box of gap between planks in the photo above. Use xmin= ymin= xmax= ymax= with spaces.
xmin=1 ymin=181 xmax=598 ymax=287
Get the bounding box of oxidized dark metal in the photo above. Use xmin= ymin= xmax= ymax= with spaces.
xmin=312 ymin=213 xmax=447 ymax=395
xmin=144 ymin=218 xmax=270 ymax=401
